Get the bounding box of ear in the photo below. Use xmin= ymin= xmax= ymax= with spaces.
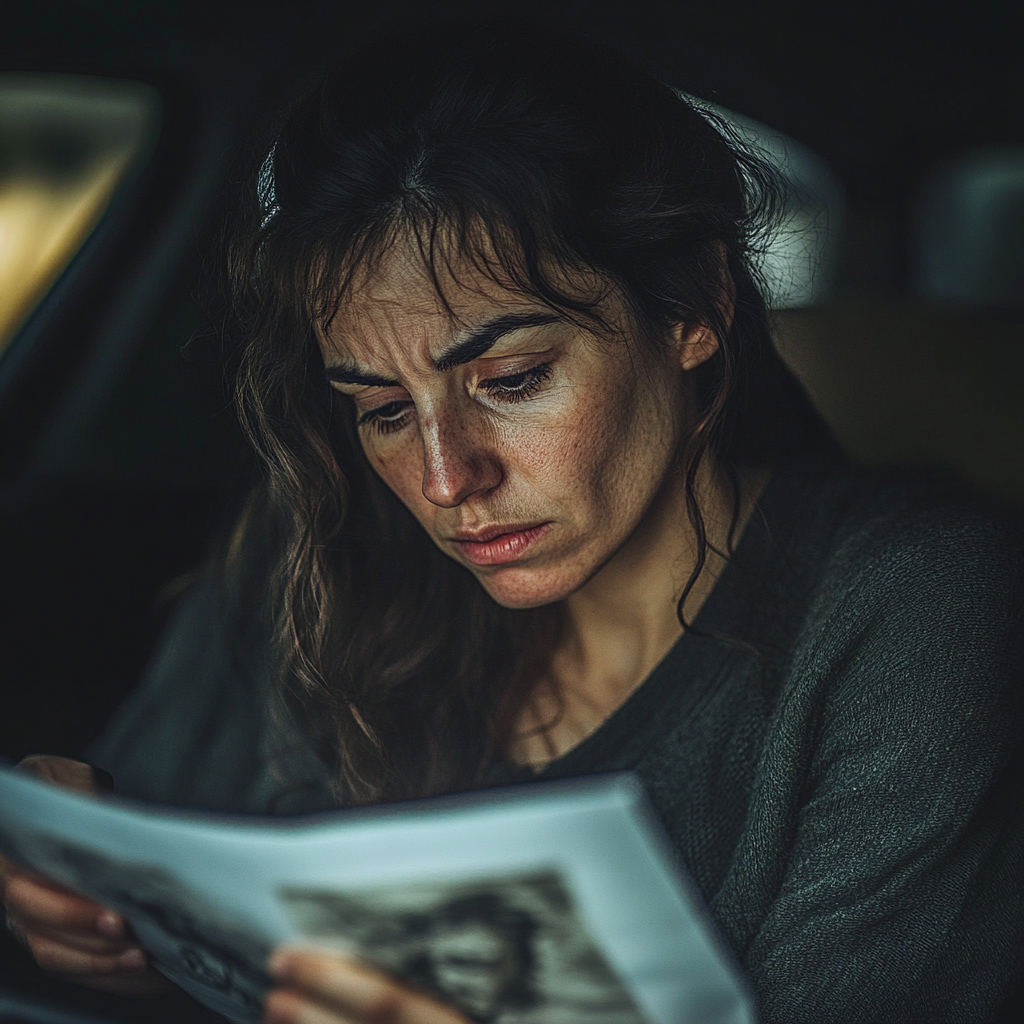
xmin=670 ymin=250 xmax=736 ymax=371
xmin=670 ymin=321 xmax=720 ymax=371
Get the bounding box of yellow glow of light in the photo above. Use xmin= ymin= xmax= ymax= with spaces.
xmin=0 ymin=74 xmax=158 ymax=356
xmin=0 ymin=150 xmax=134 ymax=350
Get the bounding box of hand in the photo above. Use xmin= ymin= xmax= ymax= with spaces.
xmin=265 ymin=947 xmax=471 ymax=1024
xmin=0 ymin=754 xmax=172 ymax=995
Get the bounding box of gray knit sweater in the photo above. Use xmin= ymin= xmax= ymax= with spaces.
xmin=89 ymin=462 xmax=1024 ymax=1022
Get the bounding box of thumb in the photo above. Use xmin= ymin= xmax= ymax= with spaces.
xmin=16 ymin=755 xmax=114 ymax=796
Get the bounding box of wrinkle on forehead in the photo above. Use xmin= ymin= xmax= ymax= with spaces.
xmin=319 ymin=247 xmax=463 ymax=370
xmin=316 ymin=212 xmax=616 ymax=346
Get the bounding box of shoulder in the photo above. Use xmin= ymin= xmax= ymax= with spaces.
xmin=753 ymin=463 xmax=1024 ymax=673
xmin=86 ymin=571 xmax=261 ymax=801
xmin=770 ymin=465 xmax=1024 ymax=762
xmin=780 ymin=463 xmax=1024 ymax=629
xmin=88 ymin=563 xmax=334 ymax=814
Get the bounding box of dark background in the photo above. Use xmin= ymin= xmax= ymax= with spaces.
xmin=1 ymin=1 xmax=1021 ymax=1019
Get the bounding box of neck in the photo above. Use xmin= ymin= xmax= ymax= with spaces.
xmin=511 ymin=458 xmax=765 ymax=768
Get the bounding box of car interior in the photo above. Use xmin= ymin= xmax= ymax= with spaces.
xmin=1 ymin=1 xmax=1021 ymax=1021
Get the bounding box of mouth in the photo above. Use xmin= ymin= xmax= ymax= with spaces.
xmin=451 ymin=522 xmax=552 ymax=566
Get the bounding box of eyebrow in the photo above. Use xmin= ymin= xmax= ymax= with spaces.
xmin=323 ymin=310 xmax=562 ymax=387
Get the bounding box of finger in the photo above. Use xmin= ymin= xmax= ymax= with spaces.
xmin=0 ymin=863 xmax=85 ymax=902
xmin=17 ymin=756 xmax=110 ymax=795
xmin=269 ymin=949 xmax=466 ymax=1024
xmin=265 ymin=987 xmax=358 ymax=1024
xmin=13 ymin=919 xmax=135 ymax=955
xmin=3 ymin=874 xmax=121 ymax=936
xmin=26 ymin=932 xmax=148 ymax=977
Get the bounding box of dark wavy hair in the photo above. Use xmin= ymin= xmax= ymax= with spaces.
xmin=223 ymin=20 xmax=837 ymax=804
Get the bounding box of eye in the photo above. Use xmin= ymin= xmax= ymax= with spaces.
xmin=357 ymin=399 xmax=413 ymax=434
xmin=480 ymin=363 xmax=553 ymax=403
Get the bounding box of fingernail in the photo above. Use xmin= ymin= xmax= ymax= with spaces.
xmin=116 ymin=948 xmax=147 ymax=972
xmin=96 ymin=911 xmax=124 ymax=938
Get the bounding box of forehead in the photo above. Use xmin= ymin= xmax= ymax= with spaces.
xmin=335 ymin=245 xmax=521 ymax=332
xmin=317 ymin=225 xmax=612 ymax=360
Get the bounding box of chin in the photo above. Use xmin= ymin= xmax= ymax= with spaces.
xmin=472 ymin=563 xmax=584 ymax=610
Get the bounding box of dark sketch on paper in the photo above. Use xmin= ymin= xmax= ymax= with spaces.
xmin=280 ymin=870 xmax=647 ymax=1024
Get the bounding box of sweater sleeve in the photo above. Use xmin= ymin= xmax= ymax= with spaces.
xmin=742 ymin=508 xmax=1024 ymax=1024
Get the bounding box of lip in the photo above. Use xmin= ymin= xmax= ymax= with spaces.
xmin=452 ymin=522 xmax=552 ymax=566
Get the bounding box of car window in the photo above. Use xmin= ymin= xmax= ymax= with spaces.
xmin=0 ymin=73 xmax=159 ymax=357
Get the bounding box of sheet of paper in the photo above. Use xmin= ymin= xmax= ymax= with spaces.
xmin=0 ymin=767 xmax=757 ymax=1024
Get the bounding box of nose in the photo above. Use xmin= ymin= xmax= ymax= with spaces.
xmin=420 ymin=411 xmax=503 ymax=508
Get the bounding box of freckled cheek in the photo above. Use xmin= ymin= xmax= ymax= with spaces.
xmin=363 ymin=438 xmax=428 ymax=512
xmin=499 ymin=392 xmax=631 ymax=501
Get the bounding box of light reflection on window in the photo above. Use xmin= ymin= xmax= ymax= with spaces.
xmin=0 ymin=74 xmax=159 ymax=355
xmin=678 ymin=93 xmax=846 ymax=309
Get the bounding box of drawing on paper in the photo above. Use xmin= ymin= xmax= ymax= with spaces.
xmin=280 ymin=870 xmax=647 ymax=1024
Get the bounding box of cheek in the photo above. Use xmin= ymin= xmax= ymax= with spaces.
xmin=363 ymin=435 xmax=426 ymax=511
xmin=506 ymin=413 xmax=610 ymax=498
xmin=502 ymin=372 xmax=665 ymax=509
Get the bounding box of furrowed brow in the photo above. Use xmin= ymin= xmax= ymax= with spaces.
xmin=322 ymin=311 xmax=561 ymax=386
xmin=433 ymin=311 xmax=562 ymax=371
xmin=324 ymin=365 xmax=400 ymax=387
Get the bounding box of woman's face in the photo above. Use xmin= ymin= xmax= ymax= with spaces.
xmin=318 ymin=241 xmax=711 ymax=609
xmin=424 ymin=922 xmax=520 ymax=1020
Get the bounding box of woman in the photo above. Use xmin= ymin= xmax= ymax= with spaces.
xmin=2 ymin=20 xmax=1022 ymax=1024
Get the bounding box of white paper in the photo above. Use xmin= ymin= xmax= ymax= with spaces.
xmin=0 ymin=767 xmax=757 ymax=1024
